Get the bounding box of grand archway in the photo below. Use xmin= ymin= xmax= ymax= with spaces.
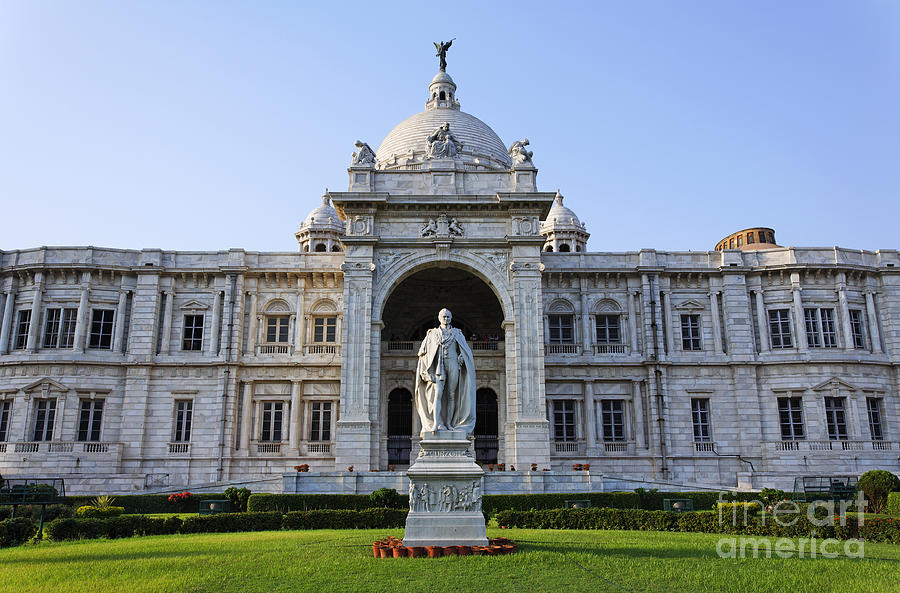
xmin=377 ymin=265 xmax=506 ymax=468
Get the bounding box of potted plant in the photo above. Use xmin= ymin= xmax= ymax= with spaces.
xmin=531 ymin=463 xmax=538 ymax=472
xmin=389 ymin=464 xmax=395 ymax=472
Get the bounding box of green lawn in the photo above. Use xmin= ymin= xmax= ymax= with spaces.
xmin=2 ymin=528 xmax=899 ymax=593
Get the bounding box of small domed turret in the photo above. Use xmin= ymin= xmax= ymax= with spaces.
xmin=540 ymin=190 xmax=589 ymax=252
xmin=715 ymin=227 xmax=780 ymax=251
xmin=296 ymin=194 xmax=344 ymax=253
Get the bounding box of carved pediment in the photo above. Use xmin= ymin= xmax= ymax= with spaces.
xmin=21 ymin=378 xmax=71 ymax=395
xmin=180 ymin=299 xmax=210 ymax=311
xmin=811 ymin=377 xmax=859 ymax=393
xmin=547 ymin=299 xmax=575 ymax=314
xmin=674 ymin=299 xmax=705 ymax=311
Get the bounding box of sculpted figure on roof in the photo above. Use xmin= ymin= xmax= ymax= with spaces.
xmin=508 ymin=139 xmax=533 ymax=165
xmin=425 ymin=122 xmax=462 ymax=159
xmin=350 ymin=140 xmax=375 ymax=166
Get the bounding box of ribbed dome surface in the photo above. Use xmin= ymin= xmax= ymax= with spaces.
xmin=301 ymin=197 xmax=342 ymax=231
xmin=375 ymin=109 xmax=511 ymax=169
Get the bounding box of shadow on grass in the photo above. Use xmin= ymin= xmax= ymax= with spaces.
xmin=516 ymin=540 xmax=718 ymax=561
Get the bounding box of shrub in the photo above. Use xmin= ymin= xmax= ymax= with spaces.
xmin=0 ymin=504 xmax=73 ymax=522
xmin=369 ymin=488 xmax=403 ymax=509
xmin=181 ymin=512 xmax=283 ymax=534
xmin=63 ymin=493 xmax=226 ymax=514
xmin=247 ymin=493 xmax=394 ymax=512
xmin=714 ymin=502 xmax=762 ymax=516
xmin=224 ymin=487 xmax=251 ymax=512
xmin=76 ymin=506 xmax=125 ymax=518
xmin=887 ymin=492 xmax=900 ymax=517
xmin=281 ymin=508 xmax=406 ymax=530
xmin=0 ymin=518 xmax=37 ymax=547
xmin=858 ymin=470 xmax=900 ymax=514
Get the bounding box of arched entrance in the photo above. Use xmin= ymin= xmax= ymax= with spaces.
xmin=378 ymin=265 xmax=506 ymax=469
xmin=475 ymin=388 xmax=499 ymax=464
xmin=386 ymin=388 xmax=413 ymax=466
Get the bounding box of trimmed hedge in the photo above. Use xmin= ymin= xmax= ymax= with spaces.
xmin=282 ymin=508 xmax=407 ymax=530
xmin=887 ymin=492 xmax=900 ymax=517
xmin=43 ymin=508 xmax=407 ymax=542
xmin=495 ymin=507 xmax=900 ymax=543
xmin=247 ymin=491 xmax=760 ymax=515
xmin=62 ymin=493 xmax=227 ymax=514
xmin=0 ymin=504 xmax=73 ymax=522
xmin=76 ymin=506 xmax=125 ymax=518
xmin=0 ymin=518 xmax=37 ymax=547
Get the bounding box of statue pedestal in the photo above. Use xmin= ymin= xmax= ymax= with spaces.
xmin=402 ymin=430 xmax=487 ymax=547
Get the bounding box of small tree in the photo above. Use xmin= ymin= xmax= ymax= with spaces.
xmin=224 ymin=487 xmax=251 ymax=512
xmin=369 ymin=488 xmax=402 ymax=509
xmin=858 ymin=470 xmax=900 ymax=514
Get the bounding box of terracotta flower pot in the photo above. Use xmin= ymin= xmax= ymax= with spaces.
xmin=426 ymin=546 xmax=442 ymax=558
xmin=443 ymin=546 xmax=459 ymax=556
xmin=373 ymin=543 xmax=381 ymax=558
xmin=501 ymin=544 xmax=515 ymax=554
xmin=409 ymin=546 xmax=425 ymax=558
xmin=392 ymin=546 xmax=407 ymax=558
xmin=378 ymin=547 xmax=390 ymax=559
xmin=457 ymin=545 xmax=471 ymax=555
xmin=471 ymin=546 xmax=485 ymax=556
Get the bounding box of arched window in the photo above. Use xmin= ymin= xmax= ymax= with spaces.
xmin=387 ymin=388 xmax=413 ymax=466
xmin=593 ymin=299 xmax=623 ymax=347
xmin=307 ymin=299 xmax=340 ymax=354
xmin=547 ymin=299 xmax=575 ymax=344
xmin=559 ymin=243 xmax=571 ymax=252
xmin=330 ymin=244 xmax=342 ymax=252
xmin=575 ymin=245 xmax=582 ymax=252
xmin=544 ymin=245 xmax=554 ymax=252
xmin=474 ymin=388 xmax=498 ymax=464
xmin=314 ymin=243 xmax=327 ymax=252
xmin=262 ymin=299 xmax=293 ymax=352
xmin=439 ymin=91 xmax=446 ymax=100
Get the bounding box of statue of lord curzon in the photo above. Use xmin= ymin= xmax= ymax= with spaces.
xmin=414 ymin=308 xmax=476 ymax=436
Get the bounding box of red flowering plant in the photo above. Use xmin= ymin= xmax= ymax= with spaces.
xmin=167 ymin=491 xmax=193 ymax=504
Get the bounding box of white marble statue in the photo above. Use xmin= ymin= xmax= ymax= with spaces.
xmin=415 ymin=308 xmax=476 ymax=435
xmin=425 ymin=123 xmax=462 ymax=159
xmin=350 ymin=140 xmax=375 ymax=166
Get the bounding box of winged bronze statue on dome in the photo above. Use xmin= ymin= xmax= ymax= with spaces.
xmin=434 ymin=39 xmax=455 ymax=72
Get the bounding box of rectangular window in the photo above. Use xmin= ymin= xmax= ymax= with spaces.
xmin=260 ymin=402 xmax=284 ymax=442
xmin=32 ymin=399 xmax=57 ymax=441
xmin=824 ymin=397 xmax=848 ymax=440
xmin=595 ymin=315 xmax=620 ymax=344
xmin=804 ymin=308 xmax=837 ymax=348
xmin=266 ymin=317 xmax=290 ymax=343
xmin=552 ymin=400 xmax=576 ymax=441
xmin=768 ymin=309 xmax=793 ymax=349
xmin=747 ymin=233 xmax=755 ymax=245
xmin=737 ymin=235 xmax=743 ymax=247
xmin=182 ymin=315 xmax=204 ymax=351
xmin=310 ymin=401 xmax=332 ymax=441
xmin=174 ymin=400 xmax=193 ymax=442
xmin=548 ymin=315 xmax=574 ymax=344
xmin=867 ymin=398 xmax=884 ymax=441
xmin=0 ymin=401 xmax=11 ymax=442
xmin=313 ymin=317 xmax=337 ymax=343
xmin=849 ymin=309 xmax=866 ymax=349
xmin=88 ymin=309 xmax=115 ymax=349
xmin=13 ymin=310 xmax=31 ymax=350
xmin=601 ymin=400 xmax=625 ymax=442
xmin=43 ymin=308 xmax=78 ymax=349
xmin=680 ymin=314 xmax=702 ymax=351
xmin=77 ymin=399 xmax=104 ymax=442
xmin=778 ymin=396 xmax=804 ymax=440
xmin=691 ymin=398 xmax=711 ymax=442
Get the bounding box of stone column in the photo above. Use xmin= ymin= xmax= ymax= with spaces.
xmin=627 ymin=290 xmax=639 ymax=355
xmin=864 ymin=291 xmax=882 ymax=353
xmin=584 ymin=381 xmax=596 ymax=449
xmin=0 ymin=285 xmax=16 ymax=355
xmin=207 ymin=289 xmax=222 ymax=356
xmin=240 ymin=381 xmax=253 ymax=451
xmin=25 ymin=272 xmax=45 ymax=352
xmin=295 ymin=278 xmax=305 ymax=354
xmin=290 ymin=380 xmax=302 ymax=452
xmin=246 ymin=291 xmax=258 ymax=354
xmin=709 ymin=290 xmax=723 ymax=354
xmin=159 ymin=290 xmax=175 ymax=355
xmin=72 ymin=274 xmax=91 ymax=353
xmin=754 ymin=289 xmax=770 ymax=353
xmin=836 ymin=279 xmax=853 ymax=351
xmin=112 ymin=289 xmax=128 ymax=353
xmin=791 ymin=274 xmax=808 ymax=351
xmin=662 ymin=290 xmax=674 ymax=354
xmin=580 ymin=285 xmax=592 ymax=355
xmin=632 ymin=380 xmax=646 ymax=449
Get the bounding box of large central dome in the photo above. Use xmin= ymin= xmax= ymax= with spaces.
xmin=374 ymin=72 xmax=512 ymax=170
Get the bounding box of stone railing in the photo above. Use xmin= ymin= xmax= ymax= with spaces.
xmin=602 ymin=441 xmax=629 ymax=453
xmin=259 ymin=344 xmax=291 ymax=355
xmin=768 ymin=440 xmax=899 ymax=453
xmin=593 ymin=344 xmax=628 ymax=355
xmin=545 ymin=344 xmax=580 ymax=356
xmin=0 ymin=443 xmax=6 ymax=453
xmin=470 ymin=341 xmax=501 ymax=351
xmin=385 ymin=341 xmax=415 ymax=352
xmin=552 ymin=440 xmax=584 ymax=456
xmin=3 ymin=441 xmax=122 ymax=456
xmin=384 ymin=341 xmax=504 ymax=353
xmin=255 ymin=442 xmax=282 ymax=455
xmin=168 ymin=442 xmax=190 ymax=455
xmin=305 ymin=442 xmax=333 ymax=455
xmin=694 ymin=442 xmax=716 ymax=453
xmin=305 ymin=344 xmax=340 ymax=355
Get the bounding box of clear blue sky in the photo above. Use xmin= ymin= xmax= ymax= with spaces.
xmin=1 ymin=1 xmax=898 ymax=252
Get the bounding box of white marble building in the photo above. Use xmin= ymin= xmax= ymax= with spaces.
xmin=1 ymin=68 xmax=898 ymax=494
